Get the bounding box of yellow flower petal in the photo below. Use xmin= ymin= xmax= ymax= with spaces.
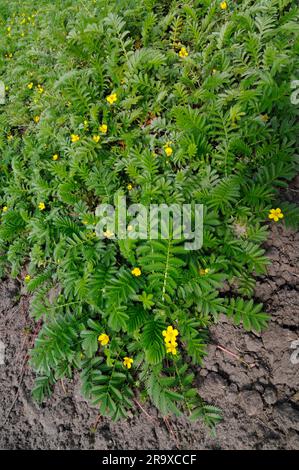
xmin=164 ymin=146 xmax=173 ymax=157
xmin=71 ymin=134 xmax=80 ymax=143
xmin=123 ymin=357 xmax=133 ymax=369
xmin=131 ymin=267 xmax=141 ymax=277
xmin=268 ymin=208 xmax=284 ymax=223
xmin=220 ymin=1 xmax=228 ymax=10
xmin=92 ymin=135 xmax=100 ymax=143
xmin=99 ymin=124 xmax=108 ymax=133
xmin=98 ymin=333 xmax=110 ymax=346
xmin=106 ymin=93 xmax=117 ymax=104
xmin=178 ymin=47 xmax=188 ymax=58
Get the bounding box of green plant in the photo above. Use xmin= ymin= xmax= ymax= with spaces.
xmin=0 ymin=0 xmax=298 ymax=429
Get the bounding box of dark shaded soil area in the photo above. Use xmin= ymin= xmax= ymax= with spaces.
xmin=0 ymin=195 xmax=298 ymax=449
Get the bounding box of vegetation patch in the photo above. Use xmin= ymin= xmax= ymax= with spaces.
xmin=0 ymin=0 xmax=298 ymax=428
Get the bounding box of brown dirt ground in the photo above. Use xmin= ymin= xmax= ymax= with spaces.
xmin=0 ymin=188 xmax=298 ymax=450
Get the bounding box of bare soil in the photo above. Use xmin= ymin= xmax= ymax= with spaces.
xmin=0 ymin=192 xmax=298 ymax=450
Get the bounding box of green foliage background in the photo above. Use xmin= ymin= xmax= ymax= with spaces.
xmin=0 ymin=0 xmax=298 ymax=426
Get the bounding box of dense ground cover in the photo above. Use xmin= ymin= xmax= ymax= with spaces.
xmin=0 ymin=0 xmax=298 ymax=428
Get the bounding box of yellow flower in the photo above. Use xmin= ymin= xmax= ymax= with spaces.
xmin=164 ymin=146 xmax=173 ymax=157
xmin=27 ymin=82 xmax=34 ymax=89
xmin=199 ymin=268 xmax=210 ymax=275
xmin=127 ymin=183 xmax=133 ymax=191
xmin=7 ymin=26 xmax=11 ymax=33
xmin=106 ymin=93 xmax=117 ymax=105
xmin=123 ymin=357 xmax=134 ymax=369
xmin=38 ymin=202 xmax=45 ymax=210
xmin=25 ymin=275 xmax=31 ymax=283
xmin=162 ymin=325 xmax=179 ymax=345
xmin=268 ymin=208 xmax=284 ymax=222
xmin=71 ymin=134 xmax=80 ymax=143
xmin=127 ymin=225 xmax=133 ymax=232
xmin=220 ymin=1 xmax=228 ymax=9
xmin=103 ymin=230 xmax=114 ymax=238
xmin=33 ymin=115 xmax=40 ymax=123
xmin=2 ymin=206 xmax=8 ymax=213
xmin=99 ymin=124 xmax=108 ymax=133
xmin=52 ymin=154 xmax=59 ymax=161
xmin=163 ymin=326 xmax=179 ymax=355
xmin=260 ymin=114 xmax=269 ymax=122
xmin=7 ymin=134 xmax=13 ymax=141
xmin=92 ymin=135 xmax=100 ymax=143
xmin=98 ymin=333 xmax=110 ymax=346
xmin=178 ymin=46 xmax=188 ymax=58
xmin=166 ymin=343 xmax=178 ymax=355
xmin=37 ymin=84 xmax=44 ymax=94
xmin=131 ymin=267 xmax=141 ymax=277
